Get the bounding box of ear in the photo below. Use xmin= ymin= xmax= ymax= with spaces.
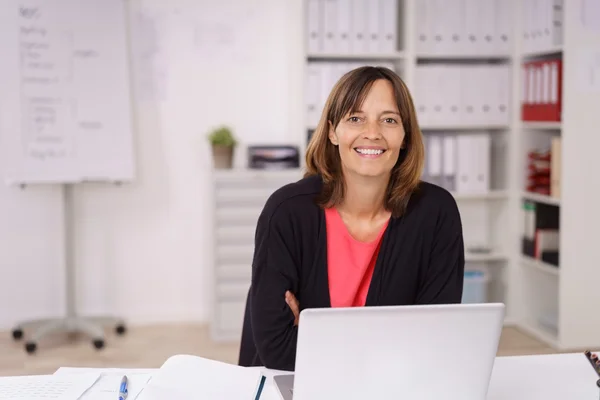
xmin=327 ymin=121 xmax=338 ymax=146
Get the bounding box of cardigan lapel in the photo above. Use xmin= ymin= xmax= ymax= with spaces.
xmin=364 ymin=217 xmax=395 ymax=306
xmin=312 ymin=208 xmax=332 ymax=308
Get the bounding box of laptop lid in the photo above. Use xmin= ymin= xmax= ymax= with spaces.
xmin=291 ymin=303 xmax=505 ymax=400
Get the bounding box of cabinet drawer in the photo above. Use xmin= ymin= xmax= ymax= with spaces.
xmin=216 ymin=188 xmax=273 ymax=206
xmin=216 ymin=281 xmax=251 ymax=299
xmin=217 ymin=264 xmax=252 ymax=281
xmin=216 ymin=226 xmax=255 ymax=245
xmin=216 ymin=207 xmax=262 ymax=225
xmin=216 ymin=245 xmax=254 ymax=263
xmin=216 ymin=300 xmax=246 ymax=333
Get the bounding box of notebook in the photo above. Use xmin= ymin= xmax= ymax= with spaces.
xmin=137 ymin=354 xmax=266 ymax=400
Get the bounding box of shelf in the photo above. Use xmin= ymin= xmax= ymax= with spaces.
xmin=465 ymin=252 xmax=507 ymax=262
xmin=213 ymin=168 xmax=303 ymax=183
xmin=452 ymin=190 xmax=508 ymax=201
xmin=518 ymin=321 xmax=560 ymax=348
xmin=420 ymin=124 xmax=509 ymax=131
xmin=521 ymin=256 xmax=559 ymax=277
xmin=521 ymin=121 xmax=562 ymax=130
xmin=307 ymin=52 xmax=404 ymax=61
xmin=521 ymin=46 xmax=563 ymax=59
xmin=522 ymin=191 xmax=560 ymax=206
xmin=416 ymin=53 xmax=511 ymax=61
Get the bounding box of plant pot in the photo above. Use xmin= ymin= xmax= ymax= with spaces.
xmin=212 ymin=145 xmax=234 ymax=169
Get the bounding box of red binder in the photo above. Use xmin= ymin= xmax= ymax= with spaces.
xmin=521 ymin=58 xmax=562 ymax=122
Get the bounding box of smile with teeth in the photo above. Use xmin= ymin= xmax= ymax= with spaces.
xmin=355 ymin=148 xmax=386 ymax=156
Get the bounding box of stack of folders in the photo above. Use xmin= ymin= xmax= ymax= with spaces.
xmin=306 ymin=61 xmax=396 ymax=128
xmin=421 ymin=132 xmax=490 ymax=194
xmin=522 ymin=201 xmax=560 ymax=266
xmin=414 ymin=65 xmax=510 ymax=128
xmin=521 ymin=0 xmax=564 ymax=54
xmin=306 ymin=0 xmax=398 ymax=55
xmin=550 ymin=137 xmax=561 ymax=198
xmin=526 ymin=148 xmax=551 ymax=195
xmin=415 ymin=0 xmax=512 ymax=56
xmin=526 ymin=139 xmax=561 ymax=197
xmin=521 ymin=58 xmax=562 ymax=122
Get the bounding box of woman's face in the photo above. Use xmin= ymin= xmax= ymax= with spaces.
xmin=328 ymin=79 xmax=406 ymax=179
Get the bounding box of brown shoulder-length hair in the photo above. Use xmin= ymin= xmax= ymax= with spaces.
xmin=304 ymin=66 xmax=424 ymax=218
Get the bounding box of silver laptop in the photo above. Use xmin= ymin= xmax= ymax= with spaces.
xmin=274 ymin=303 xmax=505 ymax=400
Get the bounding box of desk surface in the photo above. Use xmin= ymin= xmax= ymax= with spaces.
xmin=51 ymin=352 xmax=599 ymax=399
xmin=258 ymin=352 xmax=599 ymax=399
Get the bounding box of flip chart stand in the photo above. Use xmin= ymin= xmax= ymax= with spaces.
xmin=11 ymin=184 xmax=127 ymax=353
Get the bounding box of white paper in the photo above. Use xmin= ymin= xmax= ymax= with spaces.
xmin=0 ymin=373 xmax=99 ymax=400
xmin=53 ymin=368 xmax=152 ymax=400
xmin=581 ymin=0 xmax=600 ymax=32
xmin=576 ymin=48 xmax=600 ymax=92
xmin=138 ymin=355 xmax=264 ymax=400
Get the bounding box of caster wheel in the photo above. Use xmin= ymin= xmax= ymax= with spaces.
xmin=25 ymin=341 xmax=37 ymax=354
xmin=115 ymin=324 xmax=126 ymax=335
xmin=93 ymin=339 xmax=105 ymax=350
xmin=12 ymin=328 xmax=23 ymax=340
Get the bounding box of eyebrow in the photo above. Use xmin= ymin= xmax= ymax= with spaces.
xmin=351 ymin=110 xmax=401 ymax=116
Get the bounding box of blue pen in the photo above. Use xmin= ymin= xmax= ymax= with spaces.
xmin=118 ymin=375 xmax=128 ymax=400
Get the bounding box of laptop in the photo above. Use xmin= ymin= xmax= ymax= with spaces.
xmin=274 ymin=303 xmax=505 ymax=400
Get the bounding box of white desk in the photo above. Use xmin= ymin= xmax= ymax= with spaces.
xmin=257 ymin=353 xmax=600 ymax=399
xmin=48 ymin=352 xmax=598 ymax=399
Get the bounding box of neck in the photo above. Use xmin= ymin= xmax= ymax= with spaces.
xmin=339 ymin=172 xmax=389 ymax=220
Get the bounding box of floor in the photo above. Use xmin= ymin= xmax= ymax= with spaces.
xmin=0 ymin=324 xmax=556 ymax=376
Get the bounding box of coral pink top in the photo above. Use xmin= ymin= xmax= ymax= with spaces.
xmin=324 ymin=207 xmax=389 ymax=308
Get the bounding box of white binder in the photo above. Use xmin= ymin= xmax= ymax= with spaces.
xmin=322 ymin=0 xmax=338 ymax=53
xmin=306 ymin=0 xmax=323 ymax=54
xmin=493 ymin=65 xmax=511 ymax=125
xmin=366 ymin=0 xmax=380 ymax=53
xmin=428 ymin=135 xmax=443 ymax=186
xmin=336 ymin=0 xmax=351 ymax=53
xmin=442 ymin=134 xmax=457 ymax=191
xmin=479 ymin=0 xmax=496 ymax=54
xmin=379 ymin=0 xmax=398 ymax=53
xmin=306 ymin=63 xmax=322 ymax=128
xmin=495 ymin=0 xmax=512 ymax=54
xmin=415 ymin=0 xmax=432 ymax=54
xmin=351 ymin=0 xmax=368 ymax=54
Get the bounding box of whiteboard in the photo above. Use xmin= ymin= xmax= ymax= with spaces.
xmin=0 ymin=0 xmax=135 ymax=184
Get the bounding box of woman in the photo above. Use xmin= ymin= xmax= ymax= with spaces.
xmin=245 ymin=66 xmax=464 ymax=371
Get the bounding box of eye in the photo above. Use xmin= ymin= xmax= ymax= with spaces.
xmin=347 ymin=116 xmax=361 ymax=123
xmin=383 ymin=117 xmax=398 ymax=124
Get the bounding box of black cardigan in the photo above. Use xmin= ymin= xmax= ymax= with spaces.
xmin=247 ymin=175 xmax=465 ymax=371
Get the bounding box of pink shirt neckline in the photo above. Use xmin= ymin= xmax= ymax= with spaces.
xmin=324 ymin=207 xmax=389 ymax=308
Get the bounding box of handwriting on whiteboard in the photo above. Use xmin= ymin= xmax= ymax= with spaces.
xmin=16 ymin=0 xmax=106 ymax=162
xmin=18 ymin=3 xmax=70 ymax=161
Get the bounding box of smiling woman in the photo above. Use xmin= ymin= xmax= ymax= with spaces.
xmin=243 ymin=66 xmax=465 ymax=371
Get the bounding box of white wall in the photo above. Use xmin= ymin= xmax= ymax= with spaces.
xmin=0 ymin=0 xmax=304 ymax=329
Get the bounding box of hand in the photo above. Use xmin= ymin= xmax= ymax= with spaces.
xmin=285 ymin=290 xmax=300 ymax=326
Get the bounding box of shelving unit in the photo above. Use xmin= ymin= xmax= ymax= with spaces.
xmin=509 ymin=0 xmax=600 ymax=350
xmin=512 ymin=0 xmax=564 ymax=348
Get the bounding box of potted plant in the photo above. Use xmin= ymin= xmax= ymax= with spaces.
xmin=207 ymin=125 xmax=237 ymax=169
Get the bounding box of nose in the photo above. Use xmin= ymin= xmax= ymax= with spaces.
xmin=363 ymin=120 xmax=382 ymax=140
